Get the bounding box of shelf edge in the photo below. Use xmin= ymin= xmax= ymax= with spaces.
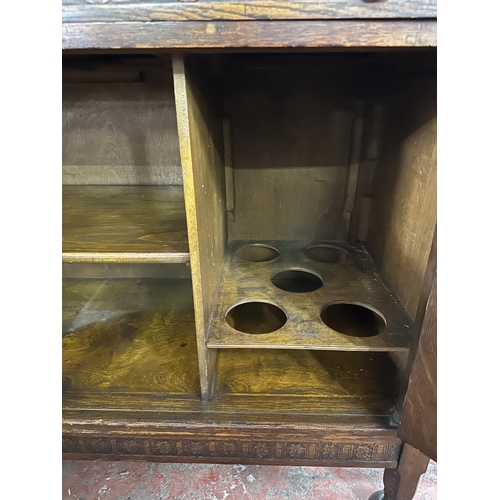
xmin=62 ymin=252 xmax=190 ymax=264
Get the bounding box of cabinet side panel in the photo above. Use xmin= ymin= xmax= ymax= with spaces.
xmin=173 ymin=55 xmax=227 ymax=400
xmin=367 ymin=77 xmax=437 ymax=320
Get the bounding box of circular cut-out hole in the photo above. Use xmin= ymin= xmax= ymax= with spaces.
xmin=271 ymin=269 xmax=323 ymax=293
xmin=226 ymin=301 xmax=287 ymax=334
xmin=320 ymin=303 xmax=386 ymax=337
xmin=235 ymin=244 xmax=280 ymax=262
xmin=304 ymin=245 xmax=349 ymax=264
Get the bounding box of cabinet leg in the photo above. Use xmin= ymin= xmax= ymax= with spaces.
xmin=369 ymin=443 xmax=429 ymax=500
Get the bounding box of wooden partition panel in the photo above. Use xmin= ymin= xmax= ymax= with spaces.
xmin=367 ymin=77 xmax=437 ymax=320
xmin=173 ymin=55 xmax=227 ymax=400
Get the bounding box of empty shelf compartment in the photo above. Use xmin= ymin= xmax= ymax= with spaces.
xmin=63 ymin=278 xmax=200 ymax=411
xmin=62 ymin=185 xmax=189 ymax=264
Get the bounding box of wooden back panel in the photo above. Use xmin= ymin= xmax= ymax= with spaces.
xmin=225 ymin=62 xmax=358 ymax=241
xmin=62 ymin=55 xmax=182 ymax=185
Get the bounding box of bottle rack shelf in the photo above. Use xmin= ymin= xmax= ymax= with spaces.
xmin=207 ymin=240 xmax=412 ymax=352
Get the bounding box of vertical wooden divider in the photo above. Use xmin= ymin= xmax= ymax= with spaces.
xmin=172 ymin=55 xmax=227 ymax=401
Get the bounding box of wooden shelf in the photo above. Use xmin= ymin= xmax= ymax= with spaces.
xmin=207 ymin=240 xmax=413 ymax=352
xmin=212 ymin=348 xmax=399 ymax=417
xmin=63 ymin=278 xmax=398 ymax=420
xmin=62 ymin=185 xmax=189 ymax=264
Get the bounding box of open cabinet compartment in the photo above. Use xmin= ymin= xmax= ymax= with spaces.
xmin=62 ymin=53 xmax=189 ymax=265
xmin=174 ymin=51 xmax=436 ymax=409
xmin=62 ymin=54 xmax=202 ymax=410
xmin=62 ymin=49 xmax=436 ymax=465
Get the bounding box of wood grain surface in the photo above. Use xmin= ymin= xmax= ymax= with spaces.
xmin=62 ymin=262 xmax=192 ymax=280
xmin=62 ymin=185 xmax=189 ymax=263
xmin=62 ymin=256 xmax=403 ymax=465
xmin=61 ymin=47 xmax=437 ymax=468
xmin=226 ymin=64 xmax=353 ymax=241
xmin=207 ymin=240 xmax=412 ymax=351
xmin=62 ymin=20 xmax=437 ymax=50
xmin=398 ymin=276 xmax=437 ymax=461
xmin=63 ymin=67 xmax=182 ymax=185
xmin=63 ymin=279 xmax=400 ymax=419
xmin=215 ymin=348 xmax=399 ymax=412
xmin=382 ymin=443 xmax=430 ymax=500
xmin=343 ymin=116 xmax=364 ymax=215
xmin=62 ymin=0 xmax=437 ymax=23
xmin=63 ymin=420 xmax=402 ymax=467
xmin=347 ymin=103 xmax=383 ymax=246
xmin=63 ymin=278 xmax=200 ymax=396
xmin=367 ymin=76 xmax=437 ymax=320
xmin=173 ymin=55 xmax=227 ymax=400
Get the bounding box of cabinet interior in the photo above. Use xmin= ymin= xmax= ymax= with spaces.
xmin=62 ymin=50 xmax=436 ymax=430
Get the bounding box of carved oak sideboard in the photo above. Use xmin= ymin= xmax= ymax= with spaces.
xmin=62 ymin=2 xmax=437 ymax=499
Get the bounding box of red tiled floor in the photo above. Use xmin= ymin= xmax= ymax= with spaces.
xmin=62 ymin=460 xmax=437 ymax=499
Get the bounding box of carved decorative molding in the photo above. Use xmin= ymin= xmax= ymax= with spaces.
xmin=63 ymin=436 xmax=400 ymax=463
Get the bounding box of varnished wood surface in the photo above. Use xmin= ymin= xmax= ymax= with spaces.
xmin=61 ymin=51 xmax=437 ymax=468
xmin=347 ymin=103 xmax=383 ymax=246
xmin=63 ymin=278 xmax=200 ymax=397
xmin=173 ymin=55 xmax=227 ymax=400
xmin=62 ymin=262 xmax=192 ymax=280
xmin=343 ymin=115 xmax=364 ymax=218
xmin=367 ymin=76 xmax=436 ymax=320
xmin=62 ymin=0 xmax=437 ymax=23
xmin=62 ymin=20 xmax=437 ymax=50
xmin=64 ymin=348 xmax=400 ymax=416
xmin=208 ymin=241 xmax=412 ymax=351
xmin=214 ymin=349 xmax=399 ymax=415
xmin=63 ymin=418 xmax=402 ymax=466
xmin=382 ymin=443 xmax=430 ymax=500
xmin=63 ymin=67 xmax=182 ymax=185
xmin=63 ymin=410 xmax=396 ymax=429
xmin=398 ymin=276 xmax=437 ymax=462
xmin=394 ymin=227 xmax=435 ymax=427
xmin=62 ymin=185 xmax=189 ymax=264
xmin=226 ymin=64 xmax=353 ymax=241
xmin=63 ymin=278 xmax=400 ymax=419
xmin=223 ymin=118 xmax=235 ymax=213
xmin=64 ymin=331 xmax=401 ymax=464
